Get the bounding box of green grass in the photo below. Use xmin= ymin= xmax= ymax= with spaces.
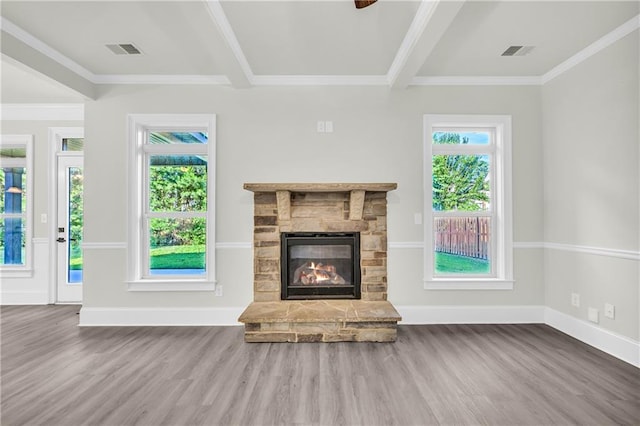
xmin=435 ymin=252 xmax=489 ymax=274
xmin=70 ymin=246 xmax=83 ymax=270
xmin=150 ymin=244 xmax=205 ymax=269
xmin=68 ymin=244 xmax=206 ymax=270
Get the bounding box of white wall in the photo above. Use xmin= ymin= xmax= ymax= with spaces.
xmin=82 ymin=84 xmax=544 ymax=313
xmin=542 ymin=30 xmax=639 ymax=340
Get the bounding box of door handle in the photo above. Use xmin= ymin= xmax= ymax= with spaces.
xmin=57 ymin=237 xmax=66 ymax=243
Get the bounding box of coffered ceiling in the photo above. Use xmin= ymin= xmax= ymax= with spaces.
xmin=1 ymin=1 xmax=638 ymax=100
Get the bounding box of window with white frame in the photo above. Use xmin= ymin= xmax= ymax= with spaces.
xmin=128 ymin=114 xmax=216 ymax=291
xmin=423 ymin=115 xmax=513 ymax=290
xmin=0 ymin=135 xmax=33 ymax=276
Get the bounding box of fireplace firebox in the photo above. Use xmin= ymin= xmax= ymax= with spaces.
xmin=281 ymin=232 xmax=361 ymax=300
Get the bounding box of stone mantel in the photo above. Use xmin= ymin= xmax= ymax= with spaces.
xmin=244 ymin=183 xmax=397 ymax=221
xmin=243 ymin=182 xmax=397 ymax=193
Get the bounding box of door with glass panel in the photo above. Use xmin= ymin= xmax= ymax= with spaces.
xmin=56 ymin=154 xmax=83 ymax=302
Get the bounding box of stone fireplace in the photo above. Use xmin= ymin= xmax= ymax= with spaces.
xmin=238 ymin=183 xmax=401 ymax=342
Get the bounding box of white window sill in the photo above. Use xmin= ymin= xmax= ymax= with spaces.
xmin=128 ymin=279 xmax=217 ymax=292
xmin=425 ymin=279 xmax=514 ymax=290
xmin=0 ymin=268 xmax=34 ymax=278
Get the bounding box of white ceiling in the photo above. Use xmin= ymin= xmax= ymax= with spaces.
xmin=1 ymin=0 xmax=638 ymax=101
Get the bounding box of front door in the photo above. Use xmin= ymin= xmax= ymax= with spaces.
xmin=56 ymin=155 xmax=83 ymax=302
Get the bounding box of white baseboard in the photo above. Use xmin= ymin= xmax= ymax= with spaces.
xmin=1 ymin=291 xmax=49 ymax=305
xmin=77 ymin=304 xmax=638 ymax=368
xmin=544 ymin=307 xmax=639 ymax=368
xmin=396 ymin=305 xmax=545 ymax=324
xmin=79 ymin=306 xmax=245 ymax=327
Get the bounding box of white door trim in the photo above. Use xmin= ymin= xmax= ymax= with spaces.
xmin=48 ymin=127 xmax=84 ymax=303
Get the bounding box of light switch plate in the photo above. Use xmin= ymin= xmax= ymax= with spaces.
xmin=571 ymin=293 xmax=580 ymax=307
xmin=325 ymin=121 xmax=333 ymax=133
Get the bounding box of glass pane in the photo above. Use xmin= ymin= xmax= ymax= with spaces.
xmin=0 ymin=147 xmax=27 ymax=159
xmin=290 ymin=244 xmax=352 ymax=286
xmin=433 ymin=131 xmax=490 ymax=145
xmin=148 ymin=218 xmax=206 ymax=275
xmin=0 ymin=219 xmax=26 ymax=265
xmin=149 ymin=156 xmax=207 ymax=212
xmin=68 ymin=167 xmax=83 ymax=283
xmin=148 ymin=132 xmax=207 ymax=145
xmin=62 ymin=138 xmax=84 ymax=152
xmin=434 ymin=217 xmax=490 ymax=275
xmin=1 ymin=168 xmax=27 ymax=215
xmin=432 ymin=155 xmax=490 ymax=211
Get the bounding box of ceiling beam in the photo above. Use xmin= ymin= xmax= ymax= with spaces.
xmin=204 ymin=0 xmax=253 ymax=88
xmin=1 ymin=18 xmax=96 ymax=99
xmin=387 ymin=0 xmax=465 ymax=89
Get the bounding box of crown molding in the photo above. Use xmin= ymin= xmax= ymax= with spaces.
xmin=1 ymin=103 xmax=84 ymax=121
xmin=541 ymin=13 xmax=640 ymax=85
xmin=251 ymin=75 xmax=389 ymax=86
xmin=92 ymin=75 xmax=231 ymax=85
xmin=411 ymin=76 xmax=543 ymax=86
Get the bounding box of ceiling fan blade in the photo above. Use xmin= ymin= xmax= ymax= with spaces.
xmin=355 ymin=0 xmax=378 ymax=9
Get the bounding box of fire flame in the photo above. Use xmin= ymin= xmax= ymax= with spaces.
xmin=309 ymin=262 xmax=330 ymax=282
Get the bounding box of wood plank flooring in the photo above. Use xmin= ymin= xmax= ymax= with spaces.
xmin=1 ymin=305 xmax=638 ymax=425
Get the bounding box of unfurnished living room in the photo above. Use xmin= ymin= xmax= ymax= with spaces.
xmin=1 ymin=1 xmax=638 ymax=425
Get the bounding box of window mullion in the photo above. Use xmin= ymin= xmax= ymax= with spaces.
xmin=434 ymin=210 xmax=493 ymax=217
xmin=432 ymin=145 xmax=494 ymax=156
xmin=143 ymin=144 xmax=207 ymax=155
xmin=145 ymin=211 xmax=206 ymax=219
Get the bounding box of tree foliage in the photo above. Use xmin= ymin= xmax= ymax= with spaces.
xmin=69 ymin=168 xmax=83 ymax=245
xmin=432 ymin=133 xmax=490 ymax=211
xmin=149 ymin=162 xmax=207 ymax=247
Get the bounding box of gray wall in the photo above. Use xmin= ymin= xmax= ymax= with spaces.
xmin=83 ymin=84 xmax=544 ymax=309
xmin=542 ymin=31 xmax=639 ymax=340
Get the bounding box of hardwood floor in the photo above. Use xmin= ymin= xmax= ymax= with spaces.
xmin=1 ymin=305 xmax=638 ymax=425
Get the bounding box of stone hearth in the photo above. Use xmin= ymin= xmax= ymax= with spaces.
xmin=239 ymin=183 xmax=401 ymax=342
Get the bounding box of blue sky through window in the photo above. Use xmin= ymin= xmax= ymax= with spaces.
xmin=433 ymin=131 xmax=489 ymax=145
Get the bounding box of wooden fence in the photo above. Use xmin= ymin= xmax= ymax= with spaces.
xmin=434 ymin=217 xmax=490 ymax=260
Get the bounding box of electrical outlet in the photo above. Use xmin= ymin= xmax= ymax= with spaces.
xmin=604 ymin=303 xmax=615 ymax=319
xmin=214 ymin=285 xmax=223 ymax=297
xmin=414 ymin=213 xmax=422 ymax=225
xmin=571 ymin=293 xmax=580 ymax=307
xmin=588 ymin=307 xmax=599 ymax=323
xmin=317 ymin=121 xmax=325 ymax=133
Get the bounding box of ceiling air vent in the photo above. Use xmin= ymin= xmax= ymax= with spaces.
xmin=501 ymin=45 xmax=534 ymax=57
xmin=106 ymin=43 xmax=142 ymax=55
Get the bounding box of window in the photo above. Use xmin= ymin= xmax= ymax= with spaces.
xmin=0 ymin=135 xmax=33 ymax=277
xmin=128 ymin=115 xmax=216 ymax=291
xmin=424 ymin=115 xmax=512 ymax=289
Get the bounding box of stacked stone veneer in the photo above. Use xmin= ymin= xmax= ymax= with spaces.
xmin=252 ymin=191 xmax=389 ymax=301
xmin=240 ymin=183 xmax=401 ymax=343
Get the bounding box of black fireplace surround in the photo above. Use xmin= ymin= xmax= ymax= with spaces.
xmin=281 ymin=232 xmax=361 ymax=300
